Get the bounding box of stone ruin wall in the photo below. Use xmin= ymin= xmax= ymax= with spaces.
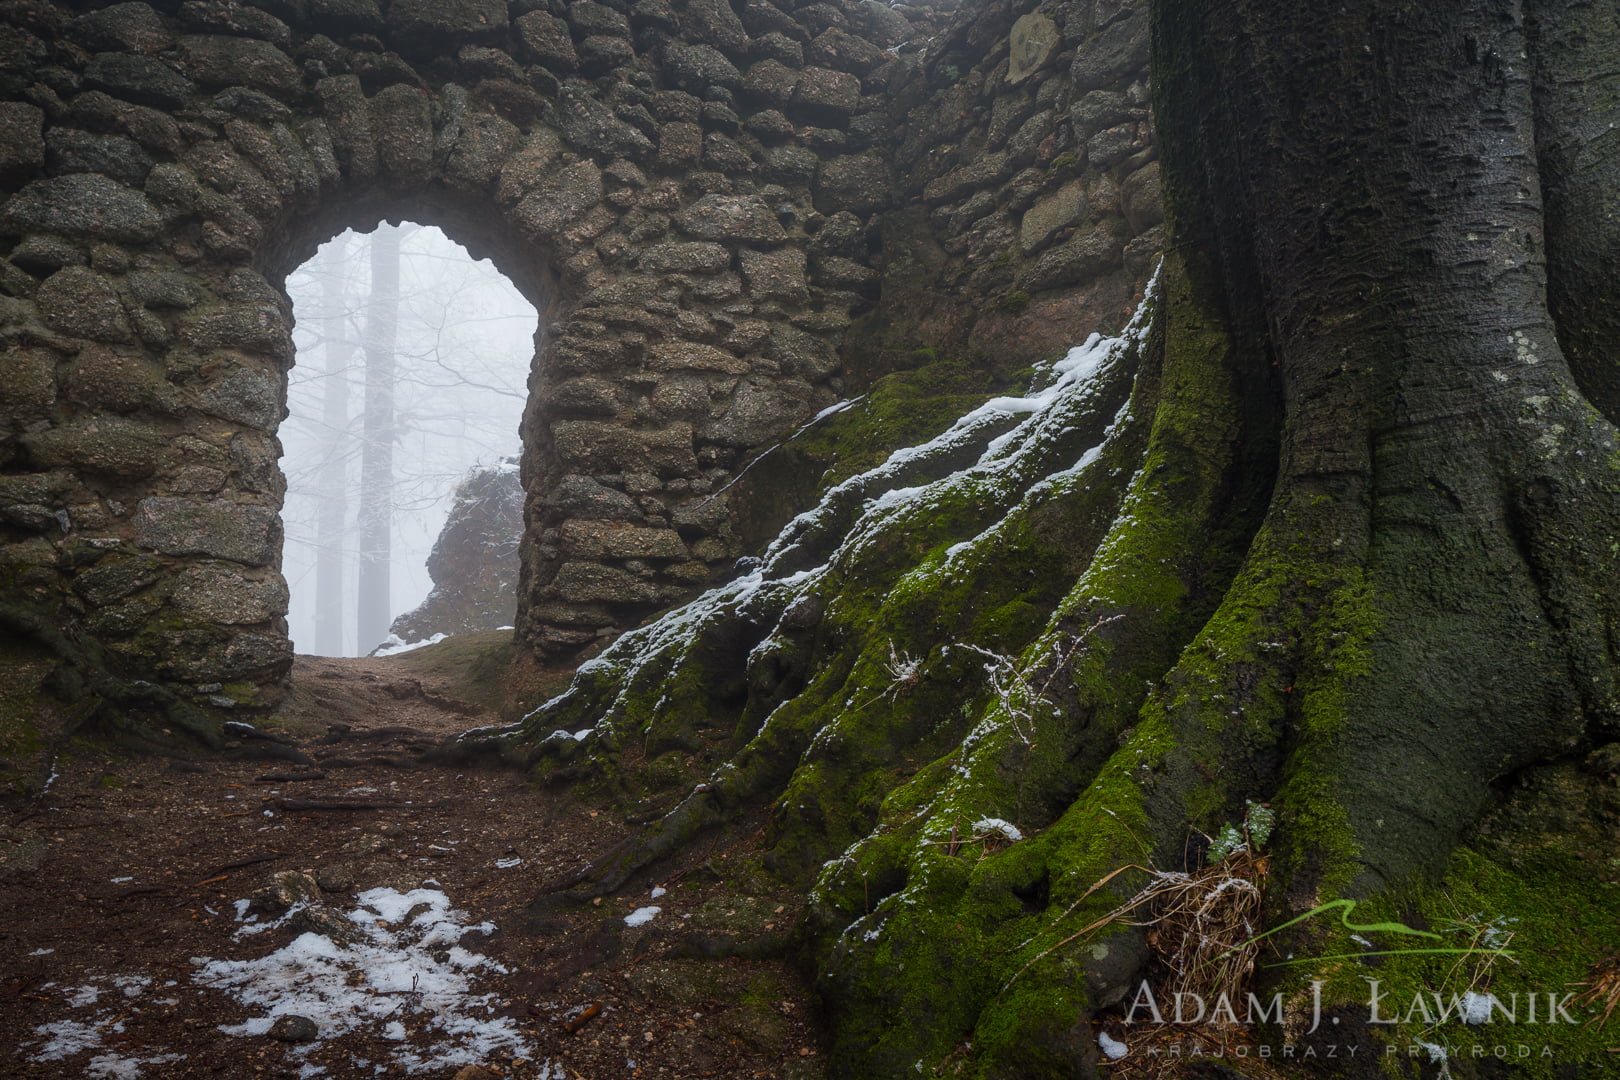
xmin=0 ymin=0 xmax=1153 ymax=716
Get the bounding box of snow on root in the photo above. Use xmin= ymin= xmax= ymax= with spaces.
xmin=512 ymin=268 xmax=1158 ymax=752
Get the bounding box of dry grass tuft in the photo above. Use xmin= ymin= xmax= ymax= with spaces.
xmin=1005 ymin=810 xmax=1274 ymax=1076
xmin=1144 ymin=847 xmax=1268 ymax=1013
xmin=1574 ymin=952 xmax=1620 ymax=1031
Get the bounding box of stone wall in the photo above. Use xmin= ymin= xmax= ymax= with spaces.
xmin=849 ymin=0 xmax=1157 ymax=379
xmin=0 ymin=0 xmax=1156 ymax=717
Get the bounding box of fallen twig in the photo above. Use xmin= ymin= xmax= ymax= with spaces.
xmin=273 ymin=797 xmax=409 ymax=811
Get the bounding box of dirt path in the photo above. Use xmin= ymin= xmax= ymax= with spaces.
xmin=0 ymin=649 xmax=822 ymax=1080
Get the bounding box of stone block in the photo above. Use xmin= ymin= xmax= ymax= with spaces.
xmin=681 ymin=0 xmax=749 ymax=52
xmin=0 ymin=347 xmax=57 ymax=417
xmin=178 ymin=35 xmax=303 ymax=99
xmin=23 ymin=416 xmax=172 ymax=478
xmin=739 ymin=246 xmax=809 ymax=302
xmin=1007 ymin=13 xmax=1060 ymax=84
xmin=674 ymin=193 xmax=786 ymax=244
xmin=84 ymin=52 xmax=196 ymax=110
xmin=551 ymin=419 xmax=698 ymax=475
xmin=1021 ymin=218 xmax=1126 ymax=291
xmin=514 ymin=159 xmax=603 ymax=241
xmin=552 ymin=561 xmax=665 ymax=604
xmin=134 ymin=496 xmax=279 ymax=565
xmin=813 ymin=153 xmax=893 ymax=214
xmin=1069 ymin=5 xmax=1148 ymax=91
xmin=558 ymin=88 xmax=655 ymax=160
xmin=743 ymin=59 xmax=799 ymax=109
xmin=790 ymin=66 xmax=861 ymax=119
xmin=561 ymin=520 xmax=690 ymax=560
xmin=1019 ymin=181 xmax=1086 ymax=255
xmin=664 ymin=43 xmax=742 ymax=92
xmin=764 ymin=323 xmax=838 ymax=380
xmin=35 ymin=266 xmax=132 ymax=343
xmin=639 ymin=240 xmax=731 ymax=273
xmin=388 ymin=0 xmax=508 ymax=51
xmin=0 ymin=102 xmax=44 ymax=186
xmin=372 ymin=82 xmax=434 ymax=185
xmin=63 ymin=345 xmax=165 ymax=413
xmin=169 ymin=566 xmax=288 ymax=623
xmin=74 ymin=554 xmax=161 ymax=607
xmin=546 ymin=474 xmax=644 ymax=520
xmin=702 ymin=376 xmax=816 ymax=446
xmin=444 ymin=108 xmax=519 ymax=192
xmin=198 ymin=366 xmax=281 ymax=428
xmin=179 ymin=303 xmax=293 ymax=362
xmin=76 ymin=3 xmax=176 ymax=54
xmin=647 ymin=341 xmax=751 ymax=374
xmin=0 ymin=173 xmax=163 ymax=243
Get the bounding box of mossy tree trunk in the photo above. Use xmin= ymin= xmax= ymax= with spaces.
xmin=502 ymin=1 xmax=1620 ymax=1075
xmin=1150 ymin=0 xmax=1620 ymax=887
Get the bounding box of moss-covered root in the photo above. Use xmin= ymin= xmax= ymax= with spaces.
xmin=800 ymin=252 xmax=1282 ymax=1075
xmin=515 ymin=298 xmax=1156 ymax=902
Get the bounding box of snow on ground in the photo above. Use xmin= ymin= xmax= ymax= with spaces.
xmin=26 ymin=887 xmax=549 ymax=1077
xmin=372 ymin=632 xmax=449 ymax=657
xmin=195 ymin=886 xmax=535 ymax=1074
xmin=624 ymin=906 xmax=661 ymax=927
xmin=27 ymin=977 xmax=189 ymax=1079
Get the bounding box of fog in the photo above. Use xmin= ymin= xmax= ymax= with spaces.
xmin=279 ymin=223 xmax=538 ymax=657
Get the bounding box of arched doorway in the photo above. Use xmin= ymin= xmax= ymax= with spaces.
xmin=280 ymin=223 xmax=537 ymax=658
xmin=0 ymin=5 xmax=861 ymax=717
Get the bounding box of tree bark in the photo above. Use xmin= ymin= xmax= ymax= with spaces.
xmin=1151 ymin=0 xmax=1620 ymax=889
xmin=357 ymin=227 xmax=400 ymax=654
xmin=314 ymin=238 xmax=353 ymax=658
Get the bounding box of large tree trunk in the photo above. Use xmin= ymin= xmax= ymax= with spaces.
xmin=1151 ymin=0 xmax=1620 ymax=889
xmin=488 ymin=1 xmax=1620 ymax=1075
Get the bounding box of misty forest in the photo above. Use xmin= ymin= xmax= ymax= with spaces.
xmin=1 ymin=0 xmax=1618 ymax=1078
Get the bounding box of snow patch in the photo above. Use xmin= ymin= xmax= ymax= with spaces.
xmin=624 ymin=906 xmax=661 ymax=927
xmin=372 ymin=632 xmax=448 ymax=657
xmin=1098 ymin=1031 xmax=1128 ymax=1060
xmin=192 ymin=886 xmax=531 ymax=1075
xmin=971 ymin=817 xmax=1023 ymax=842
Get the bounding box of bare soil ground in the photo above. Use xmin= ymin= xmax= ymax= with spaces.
xmin=0 ymin=644 xmax=823 ymax=1080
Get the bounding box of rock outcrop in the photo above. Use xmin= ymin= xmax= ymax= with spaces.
xmin=388 ymin=462 xmax=521 ymax=643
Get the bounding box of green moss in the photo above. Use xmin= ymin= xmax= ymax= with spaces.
xmin=1254 ymin=838 xmax=1619 ymax=1079
xmin=791 ymin=354 xmax=1014 ymax=492
xmin=385 ymin=628 xmax=517 ymax=712
xmin=219 ymin=681 xmax=259 ymax=707
xmin=997 ymin=289 xmax=1031 ymax=315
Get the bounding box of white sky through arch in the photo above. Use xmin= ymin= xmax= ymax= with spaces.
xmin=280 ymin=223 xmax=538 ymax=657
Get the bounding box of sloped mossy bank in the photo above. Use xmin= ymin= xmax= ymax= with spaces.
xmin=468 ymin=267 xmax=1620 ymax=1078
xmin=472 ymin=272 xmax=1186 ymax=1072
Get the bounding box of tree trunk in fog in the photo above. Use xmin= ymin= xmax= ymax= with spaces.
xmin=357 ymin=227 xmax=400 ymax=654
xmin=314 ymin=239 xmax=353 ymax=657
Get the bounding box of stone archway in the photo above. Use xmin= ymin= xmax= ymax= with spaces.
xmin=0 ymin=0 xmax=874 ymax=711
